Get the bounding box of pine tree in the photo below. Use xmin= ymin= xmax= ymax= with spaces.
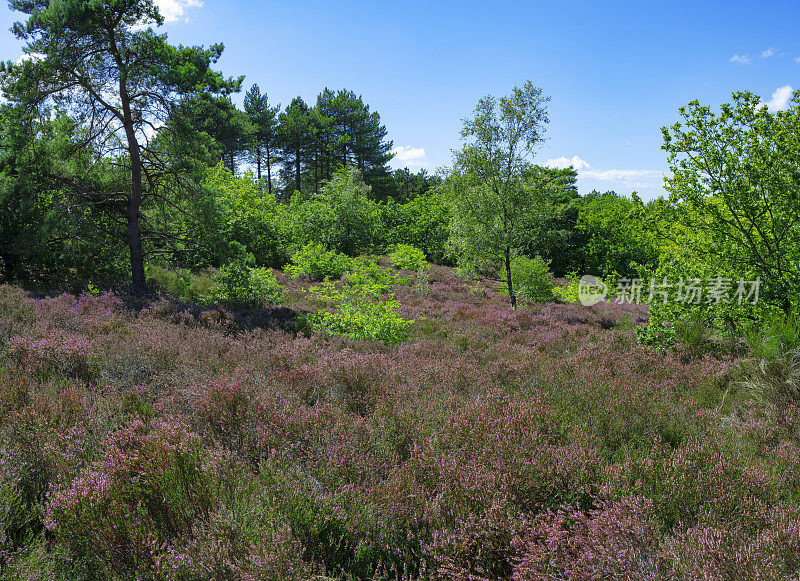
xmin=243 ymin=83 xmax=280 ymax=195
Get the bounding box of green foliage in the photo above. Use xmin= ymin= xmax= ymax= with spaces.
xmin=285 ymin=243 xmax=352 ymax=281
xmin=211 ymin=264 xmax=283 ymax=308
xmin=209 ymin=248 xmax=284 ymax=307
xmin=307 ymin=289 xmax=413 ymax=345
xmin=390 ymin=167 xmax=441 ymax=202
xmin=305 ymin=259 xmax=414 ymax=344
xmin=662 ymin=90 xmax=800 ymax=318
xmin=507 ymin=256 xmax=554 ymax=302
xmin=389 ymin=244 xmax=427 ymax=272
xmin=243 ymin=83 xmax=280 ymax=193
xmin=446 ymin=81 xmax=563 ymax=308
xmin=382 ymin=191 xmax=451 ymax=264
xmin=288 ymin=167 xmax=380 ymax=256
xmin=552 ymin=276 xmax=582 ymax=304
xmin=2 ymin=0 xmax=242 ymax=293
xmin=638 ymin=212 xmax=775 ymax=347
xmin=739 ymin=313 xmax=800 ymax=412
xmin=179 ymin=93 xmax=252 ymax=172
xmin=278 ymin=96 xmax=311 ymax=196
xmin=314 ymin=88 xmax=395 ymax=201
xmin=635 ymin=91 xmax=800 ymax=346
xmin=146 ymin=265 xmax=216 ymax=303
xmin=202 ymin=163 xmax=290 ymax=267
xmin=745 ymin=312 xmax=800 ymax=362
xmin=342 ymin=257 xmax=411 ymax=296
xmin=574 ymin=191 xmax=660 ymax=279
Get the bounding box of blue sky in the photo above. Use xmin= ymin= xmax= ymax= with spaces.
xmin=3 ymin=0 xmax=800 ymax=200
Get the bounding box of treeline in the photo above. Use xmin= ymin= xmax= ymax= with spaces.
xmin=0 ymin=84 xmax=438 ymax=283
xmin=0 ymin=0 xmax=441 ymax=294
xmin=0 ymin=0 xmax=657 ymax=293
xmin=185 ymin=85 xmax=425 ymax=202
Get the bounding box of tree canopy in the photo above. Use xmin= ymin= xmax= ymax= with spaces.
xmin=662 ymin=91 xmax=800 ymax=317
xmin=445 ymin=81 xmax=555 ymax=308
xmin=1 ymin=0 xmax=241 ymax=293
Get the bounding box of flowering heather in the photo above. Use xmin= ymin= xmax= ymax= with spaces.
xmin=1 ymin=271 xmax=799 ymax=579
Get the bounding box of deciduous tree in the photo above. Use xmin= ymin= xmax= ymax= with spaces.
xmin=662 ymin=91 xmax=800 ymax=316
xmin=445 ymin=81 xmax=552 ymax=308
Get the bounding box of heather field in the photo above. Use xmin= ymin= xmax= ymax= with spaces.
xmin=1 ymin=265 xmax=798 ymax=580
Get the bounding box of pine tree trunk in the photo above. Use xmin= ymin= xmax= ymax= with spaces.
xmin=115 ymin=63 xmax=147 ymax=296
xmin=295 ymin=145 xmax=301 ymax=194
xmin=266 ymin=142 xmax=272 ymax=196
xmin=121 ymin=113 xmax=146 ymax=295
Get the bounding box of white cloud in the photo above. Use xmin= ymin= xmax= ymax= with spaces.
xmin=154 ymin=0 xmax=203 ymax=23
xmin=729 ymin=53 xmax=751 ymax=64
xmin=581 ymin=168 xmax=664 ymax=189
xmin=544 ymin=154 xmax=664 ymax=192
xmin=15 ymin=52 xmax=44 ymax=65
xmin=761 ymin=47 xmax=779 ymax=58
xmin=544 ymin=155 xmax=590 ymax=170
xmin=391 ymin=145 xmax=428 ymax=168
xmin=760 ymin=85 xmax=793 ymax=112
xmin=794 ymin=56 xmax=800 ymax=64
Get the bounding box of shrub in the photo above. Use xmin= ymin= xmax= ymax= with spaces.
xmin=342 ymin=256 xmax=411 ymax=297
xmin=382 ymin=191 xmax=452 ymax=264
xmin=512 ymin=496 xmax=661 ymax=580
xmin=509 ymin=256 xmax=554 ymax=303
xmin=8 ymin=330 xmax=94 ymax=381
xmin=287 ymin=167 xmax=380 ymax=256
xmin=0 ymin=284 xmax=36 ymax=345
xmin=43 ymin=419 xmax=215 ymax=577
xmin=146 ymin=265 xmax=191 ymax=297
xmin=285 ymin=243 xmax=352 ymax=281
xmin=552 ymin=275 xmax=581 ymax=303
xmin=209 ymin=257 xmax=284 ymax=307
xmin=202 ymin=162 xmax=291 ymax=268
xmin=146 ymin=265 xmax=219 ymax=303
xmin=639 ymin=216 xmax=776 ymax=347
xmin=306 ymin=282 xmax=413 ymax=345
xmin=389 ymin=244 xmax=427 ymax=272
xmin=308 ymin=292 xmax=413 ymax=345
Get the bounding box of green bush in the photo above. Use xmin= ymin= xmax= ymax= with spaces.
xmin=287 ymin=167 xmax=380 ymax=256
xmin=381 ymin=191 xmax=451 ymax=264
xmin=638 ymin=222 xmax=775 ymax=347
xmin=209 ymin=256 xmax=284 ymax=307
xmin=552 ymin=276 xmax=581 ymax=304
xmin=389 ymin=244 xmax=427 ymax=271
xmin=202 ymin=163 xmax=291 ymax=268
xmin=308 ymin=292 xmax=413 ymax=345
xmin=146 ymin=265 xmax=218 ymax=303
xmin=305 ymin=277 xmax=414 ymax=345
xmin=508 ymin=256 xmax=554 ymax=302
xmin=285 ymin=243 xmax=353 ymax=281
xmin=342 ymin=256 xmax=411 ymax=296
